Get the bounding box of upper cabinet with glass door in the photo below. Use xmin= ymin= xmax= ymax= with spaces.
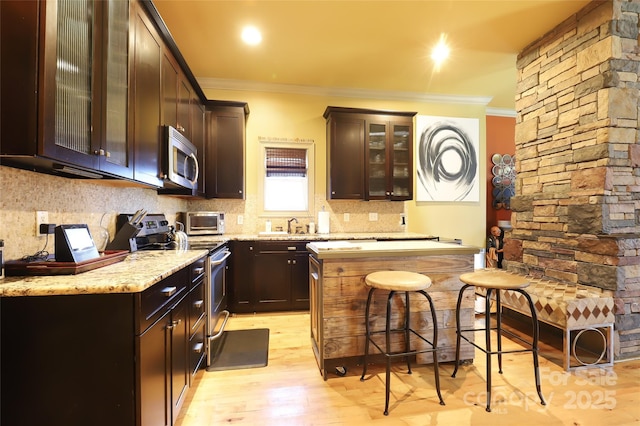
xmin=0 ymin=0 xmax=132 ymax=179
xmin=325 ymin=107 xmax=415 ymax=201
xmin=365 ymin=117 xmax=414 ymax=200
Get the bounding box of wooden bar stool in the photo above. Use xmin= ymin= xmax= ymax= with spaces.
xmin=360 ymin=270 xmax=445 ymax=415
xmin=451 ymin=269 xmax=546 ymax=412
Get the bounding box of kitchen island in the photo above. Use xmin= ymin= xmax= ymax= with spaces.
xmin=307 ymin=240 xmax=479 ymax=379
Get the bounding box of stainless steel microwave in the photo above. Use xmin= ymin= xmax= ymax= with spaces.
xmin=182 ymin=212 xmax=225 ymax=235
xmin=163 ymin=125 xmax=199 ymax=190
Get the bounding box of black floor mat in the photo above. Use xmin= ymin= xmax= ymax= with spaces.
xmin=207 ymin=328 xmax=269 ymax=372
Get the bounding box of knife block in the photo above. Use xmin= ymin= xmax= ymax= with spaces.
xmin=105 ymin=222 xmax=140 ymax=251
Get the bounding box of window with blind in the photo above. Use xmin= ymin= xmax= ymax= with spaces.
xmin=260 ymin=140 xmax=314 ymax=215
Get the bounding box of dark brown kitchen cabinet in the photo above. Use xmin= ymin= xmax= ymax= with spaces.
xmin=177 ymin=78 xmax=193 ymax=139
xmin=188 ymin=258 xmax=207 ymax=380
xmin=324 ymin=109 xmax=366 ymax=199
xmin=0 ymin=259 xmax=205 ymax=426
xmin=131 ymin=1 xmax=164 ymax=187
xmin=162 ymin=52 xmax=179 ymax=133
xmin=229 ymin=240 xmax=309 ymax=313
xmin=324 ymin=106 xmax=416 ymax=201
xmin=162 ymin=51 xmax=193 ymax=140
xmin=228 ymin=240 xmax=256 ymax=313
xmin=191 ymin=99 xmax=206 ymax=197
xmin=254 ymin=241 xmax=310 ymax=311
xmin=0 ymin=0 xmax=133 ymax=180
xmin=205 ymin=103 xmax=248 ymax=199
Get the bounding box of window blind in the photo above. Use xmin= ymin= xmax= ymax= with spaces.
xmin=265 ymin=147 xmax=307 ymax=177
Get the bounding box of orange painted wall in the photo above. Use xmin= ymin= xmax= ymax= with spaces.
xmin=486 ymin=115 xmax=515 ymax=236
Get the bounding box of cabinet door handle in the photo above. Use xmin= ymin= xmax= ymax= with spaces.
xmin=287 ymin=260 xmax=291 ymax=265
xmin=162 ymin=286 xmax=177 ymax=297
xmin=292 ymin=259 xmax=297 ymax=265
xmin=194 ymin=300 xmax=204 ymax=309
xmin=193 ymin=342 xmax=204 ymax=354
xmin=171 ymin=319 xmax=182 ymax=327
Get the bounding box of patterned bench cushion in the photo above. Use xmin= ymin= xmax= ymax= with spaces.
xmin=498 ymin=278 xmax=615 ymax=329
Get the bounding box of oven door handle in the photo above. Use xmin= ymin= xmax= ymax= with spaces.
xmin=210 ymin=250 xmax=231 ymax=265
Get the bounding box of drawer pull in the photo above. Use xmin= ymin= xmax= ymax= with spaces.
xmin=287 ymin=246 xmax=296 ymax=251
xmin=193 ymin=300 xmax=204 ymax=309
xmin=193 ymin=267 xmax=204 ymax=275
xmin=162 ymin=286 xmax=177 ymax=297
xmin=193 ymin=342 xmax=204 ymax=353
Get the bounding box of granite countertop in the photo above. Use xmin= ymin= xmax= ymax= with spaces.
xmin=307 ymin=239 xmax=480 ymax=259
xmin=0 ymin=250 xmax=208 ymax=297
xmin=188 ymin=231 xmax=438 ymax=245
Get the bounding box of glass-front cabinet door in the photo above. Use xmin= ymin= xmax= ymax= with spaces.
xmin=390 ymin=122 xmax=412 ymax=200
xmin=41 ymin=0 xmax=131 ymax=178
xmin=365 ymin=120 xmax=413 ymax=200
xmin=366 ymin=122 xmax=388 ymax=199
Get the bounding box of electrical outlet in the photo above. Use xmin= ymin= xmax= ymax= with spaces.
xmin=343 ymin=213 xmax=350 ymax=222
xmin=237 ymin=215 xmax=244 ymax=225
xmin=36 ymin=211 xmax=49 ymax=236
xmin=369 ymin=212 xmax=378 ymax=221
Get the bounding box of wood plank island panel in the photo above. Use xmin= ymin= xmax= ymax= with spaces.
xmin=308 ymin=246 xmax=478 ymax=380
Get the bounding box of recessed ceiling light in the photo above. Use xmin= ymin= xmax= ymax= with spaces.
xmin=431 ymin=34 xmax=450 ymax=68
xmin=241 ymin=26 xmax=262 ymax=45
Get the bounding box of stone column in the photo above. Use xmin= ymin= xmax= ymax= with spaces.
xmin=510 ymin=0 xmax=640 ymax=359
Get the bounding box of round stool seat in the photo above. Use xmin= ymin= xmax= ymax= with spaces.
xmin=365 ymin=271 xmax=431 ymax=292
xmin=459 ymin=270 xmax=529 ymax=290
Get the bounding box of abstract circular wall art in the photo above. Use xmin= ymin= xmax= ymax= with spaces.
xmin=416 ymin=116 xmax=480 ymax=202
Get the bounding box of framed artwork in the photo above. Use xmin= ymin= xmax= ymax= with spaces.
xmin=415 ymin=115 xmax=479 ymax=202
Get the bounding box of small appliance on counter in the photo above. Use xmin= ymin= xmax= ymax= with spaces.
xmin=108 ymin=212 xmax=176 ymax=251
xmin=181 ymin=211 xmax=225 ymax=236
xmin=54 ymin=224 xmax=100 ymax=262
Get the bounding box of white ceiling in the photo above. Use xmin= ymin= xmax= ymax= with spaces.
xmin=153 ymin=0 xmax=591 ymax=112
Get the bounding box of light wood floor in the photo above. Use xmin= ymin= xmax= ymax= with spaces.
xmin=176 ymin=312 xmax=640 ymax=426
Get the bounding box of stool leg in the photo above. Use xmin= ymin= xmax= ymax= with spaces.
xmin=420 ymin=290 xmax=445 ymax=406
xmin=451 ymin=284 xmax=470 ymax=378
xmin=360 ymin=288 xmax=375 ymax=381
xmin=384 ymin=290 xmax=395 ymax=416
xmin=405 ymin=291 xmax=412 ymax=374
xmin=519 ymin=289 xmax=546 ymax=406
xmin=496 ymin=290 xmax=503 ymax=374
xmin=485 ymin=288 xmax=493 ymax=412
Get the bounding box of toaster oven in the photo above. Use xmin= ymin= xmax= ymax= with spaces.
xmin=182 ymin=212 xmax=225 ymax=235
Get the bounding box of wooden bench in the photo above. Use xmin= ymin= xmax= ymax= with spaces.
xmin=478 ymin=273 xmax=615 ymax=371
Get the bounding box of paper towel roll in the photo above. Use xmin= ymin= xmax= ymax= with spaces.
xmin=317 ymin=211 xmax=330 ymax=234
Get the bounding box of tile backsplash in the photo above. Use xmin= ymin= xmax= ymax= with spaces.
xmin=1 ymin=166 xmax=405 ymax=261
xmin=0 ymin=166 xmax=186 ymax=260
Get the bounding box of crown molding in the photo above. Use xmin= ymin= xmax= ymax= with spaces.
xmin=197 ymin=77 xmax=493 ymax=106
xmin=486 ymin=107 xmax=517 ymax=117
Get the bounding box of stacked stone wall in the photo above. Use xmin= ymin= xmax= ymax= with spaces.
xmin=510 ymin=0 xmax=640 ymax=359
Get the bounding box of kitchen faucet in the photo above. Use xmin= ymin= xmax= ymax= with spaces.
xmin=287 ymin=217 xmax=298 ymax=234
